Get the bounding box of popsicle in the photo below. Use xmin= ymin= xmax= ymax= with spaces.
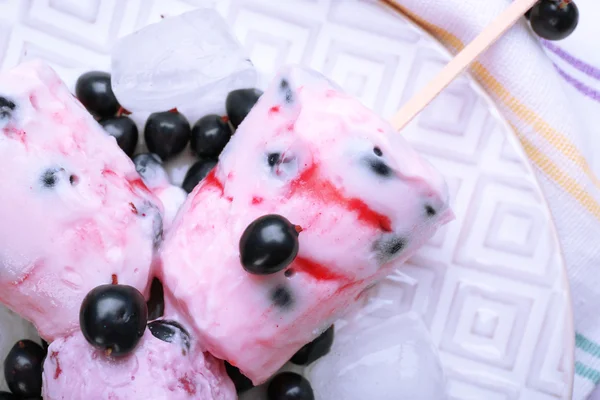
xmin=0 ymin=60 xmax=163 ymax=341
xmin=158 ymin=65 xmax=453 ymax=384
xmin=42 ymin=325 xmax=236 ymax=400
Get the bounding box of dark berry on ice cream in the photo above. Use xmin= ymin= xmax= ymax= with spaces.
xmin=239 ymin=214 xmax=300 ymax=275
xmin=79 ymin=284 xmax=148 ymax=356
xmin=182 ymin=159 xmax=217 ymax=193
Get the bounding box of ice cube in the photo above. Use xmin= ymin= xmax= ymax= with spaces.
xmin=111 ymin=8 xmax=257 ymax=115
xmin=306 ymin=312 xmax=448 ymax=400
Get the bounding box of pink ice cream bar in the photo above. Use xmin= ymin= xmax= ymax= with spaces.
xmin=43 ymin=323 xmax=236 ymax=400
xmin=0 ymin=61 xmax=162 ymax=340
xmin=159 ymin=65 xmax=453 ymax=384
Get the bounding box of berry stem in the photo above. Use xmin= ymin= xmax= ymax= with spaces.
xmin=559 ymin=0 xmax=571 ymax=9
xmin=116 ymin=106 xmax=131 ymax=117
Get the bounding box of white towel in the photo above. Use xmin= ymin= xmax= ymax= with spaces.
xmin=383 ymin=0 xmax=600 ymax=398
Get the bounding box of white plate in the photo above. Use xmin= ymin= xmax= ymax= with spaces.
xmin=0 ymin=0 xmax=574 ymax=399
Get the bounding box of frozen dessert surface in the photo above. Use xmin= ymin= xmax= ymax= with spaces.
xmin=0 ymin=54 xmax=451 ymax=398
xmin=159 ymin=65 xmax=453 ymax=384
xmin=0 ymin=60 xmax=162 ymax=340
xmin=43 ymin=327 xmax=236 ymax=400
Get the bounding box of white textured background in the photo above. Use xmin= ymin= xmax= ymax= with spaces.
xmin=0 ymin=1 xmax=574 ymax=399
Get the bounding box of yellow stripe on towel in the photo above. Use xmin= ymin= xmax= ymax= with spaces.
xmin=513 ymin=125 xmax=600 ymax=219
xmin=382 ymin=0 xmax=600 ymax=217
xmin=473 ymin=63 xmax=600 ymax=190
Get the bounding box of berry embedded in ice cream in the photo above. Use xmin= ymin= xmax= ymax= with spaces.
xmin=42 ymin=328 xmax=236 ymax=400
xmin=158 ymin=65 xmax=453 ymax=384
xmin=239 ymin=214 xmax=300 ymax=275
xmin=182 ymin=159 xmax=218 ymax=193
xmin=0 ymin=61 xmax=163 ymax=341
xmin=133 ymin=153 xmax=169 ymax=188
xmin=148 ymin=320 xmax=191 ymax=351
xmin=79 ymin=285 xmax=148 ymax=357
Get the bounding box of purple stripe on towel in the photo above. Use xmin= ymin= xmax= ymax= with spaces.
xmin=554 ymin=65 xmax=600 ymax=102
xmin=543 ymin=40 xmax=600 ymax=81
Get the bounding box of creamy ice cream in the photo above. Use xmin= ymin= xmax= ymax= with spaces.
xmin=0 ymin=57 xmax=451 ymax=398
xmin=0 ymin=61 xmax=162 ymax=340
xmin=43 ymin=326 xmax=236 ymax=400
xmin=158 ymin=65 xmax=453 ymax=384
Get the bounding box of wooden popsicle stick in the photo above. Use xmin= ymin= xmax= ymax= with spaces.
xmin=386 ymin=0 xmax=539 ymax=132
